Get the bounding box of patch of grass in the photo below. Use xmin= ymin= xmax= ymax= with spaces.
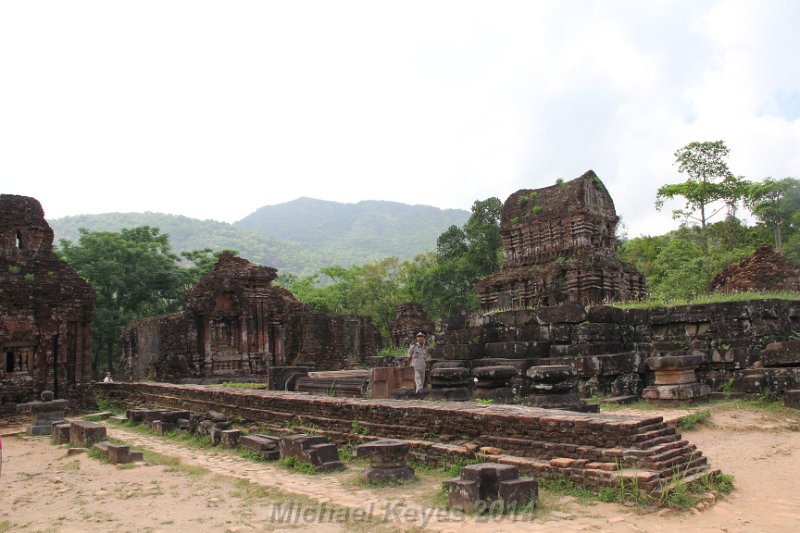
xmin=279 ymin=456 xmax=318 ymax=475
xmin=238 ymin=449 xmax=270 ymax=463
xmin=351 ymin=419 xmax=370 ymax=436
xmin=95 ymin=398 xmax=125 ymax=415
xmin=377 ymin=346 xmax=407 ymax=357
xmin=57 ymin=459 xmax=81 ymax=472
xmin=612 ymin=291 xmax=800 ymax=310
xmin=216 ymin=382 xmax=269 ymax=390
xmin=142 ymin=449 xmax=208 ymax=476
xmin=695 ymin=471 xmax=735 ymax=495
xmin=677 ymin=409 xmax=711 ymax=430
xmin=538 ymin=477 xmax=595 ymax=503
xmin=433 ymin=483 xmax=450 ymax=509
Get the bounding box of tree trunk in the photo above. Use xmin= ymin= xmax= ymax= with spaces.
xmin=775 ymin=224 xmax=783 ymax=254
xmin=107 ymin=338 xmax=114 ymax=375
xmin=700 ymin=204 xmax=708 ymax=255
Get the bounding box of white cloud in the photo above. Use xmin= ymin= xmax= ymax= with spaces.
xmin=1 ymin=0 xmax=799 ymax=241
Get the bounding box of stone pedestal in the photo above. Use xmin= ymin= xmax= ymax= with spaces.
xmin=643 ymin=355 xmax=710 ymax=403
xmin=472 ymin=366 xmax=516 ymax=403
xmin=353 ymin=439 xmax=415 ymax=484
xmin=279 ymin=434 xmax=344 ymax=472
xmin=427 ymin=367 xmax=472 ymax=401
xmin=16 ymin=392 xmax=68 ymax=436
xmin=447 ymin=463 xmax=537 ymax=512
xmin=524 ymin=365 xmax=591 ymax=411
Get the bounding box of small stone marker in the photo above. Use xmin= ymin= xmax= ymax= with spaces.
xmin=353 ymin=439 xmax=414 ymax=483
xmin=447 ymin=462 xmax=538 ymax=513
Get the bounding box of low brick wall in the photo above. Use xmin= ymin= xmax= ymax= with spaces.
xmin=97 ymin=382 xmax=712 ymax=492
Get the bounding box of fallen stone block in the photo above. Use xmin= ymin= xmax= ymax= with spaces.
xmin=152 ymin=420 xmax=176 ymax=435
xmin=785 ymin=390 xmax=800 ymax=410
xmin=279 ymin=434 xmax=344 ymax=472
xmin=241 ymin=434 xmax=280 ymax=460
xmin=448 ymin=462 xmax=537 ymax=512
xmin=52 ymin=422 xmax=72 ymax=445
xmin=106 ymin=444 xmax=131 ymax=464
xmin=761 ymin=341 xmax=800 ymax=368
xmin=220 ymin=429 xmax=242 ymax=448
xmin=70 ymin=421 xmax=107 ymax=447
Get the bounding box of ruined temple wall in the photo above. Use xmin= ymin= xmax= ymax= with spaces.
xmin=291 ymin=313 xmax=379 ymax=370
xmin=0 ymin=195 xmax=95 ymax=409
xmin=434 ymin=299 xmax=800 ymax=397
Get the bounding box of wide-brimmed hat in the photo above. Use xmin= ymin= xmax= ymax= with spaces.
xmin=415 ymin=331 xmax=426 ymax=337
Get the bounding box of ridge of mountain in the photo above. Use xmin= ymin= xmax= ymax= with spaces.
xmin=234 ymin=197 xmax=469 ymax=253
xmin=49 ymin=199 xmax=469 ymax=276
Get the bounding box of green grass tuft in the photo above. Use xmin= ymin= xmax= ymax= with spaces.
xmin=677 ymin=410 xmax=711 ymax=430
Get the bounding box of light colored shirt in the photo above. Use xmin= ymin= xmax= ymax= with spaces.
xmin=407 ymin=342 xmax=428 ymax=370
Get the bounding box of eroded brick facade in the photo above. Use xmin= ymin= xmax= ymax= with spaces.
xmin=478 ymin=171 xmax=647 ymax=309
xmin=390 ymin=303 xmax=434 ymax=349
xmin=710 ymin=243 xmax=800 ymax=293
xmin=0 ymin=195 xmax=95 ymax=412
xmin=119 ymin=253 xmax=379 ymax=381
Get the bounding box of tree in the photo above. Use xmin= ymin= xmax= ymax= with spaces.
xmin=744 ymin=177 xmax=800 ymax=253
xmin=655 ymin=141 xmax=747 ymax=253
xmin=402 ymin=198 xmax=503 ymax=318
xmin=59 ymin=227 xmax=187 ymax=377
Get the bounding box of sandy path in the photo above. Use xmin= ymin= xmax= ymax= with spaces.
xmin=1 ymin=405 xmax=799 ymax=532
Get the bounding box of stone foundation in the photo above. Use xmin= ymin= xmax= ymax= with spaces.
xmin=433 ymin=299 xmax=800 ymax=400
xmin=97 ymin=382 xmax=714 ymax=492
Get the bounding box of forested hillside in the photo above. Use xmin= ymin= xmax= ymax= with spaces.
xmin=234 ymin=197 xmax=469 ymax=256
xmin=50 ymin=199 xmax=470 ymax=276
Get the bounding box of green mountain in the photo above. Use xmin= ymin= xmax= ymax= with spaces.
xmin=234 ymin=197 xmax=469 ymax=258
xmin=49 ymin=199 xmax=469 ymax=276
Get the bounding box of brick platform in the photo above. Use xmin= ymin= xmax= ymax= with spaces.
xmin=97 ymin=382 xmax=714 ymax=492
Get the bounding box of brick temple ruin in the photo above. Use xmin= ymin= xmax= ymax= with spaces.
xmin=478 ymin=171 xmax=647 ymax=310
xmin=390 ymin=303 xmax=434 ymax=348
xmin=119 ymin=252 xmax=380 ymax=382
xmin=710 ymin=243 xmax=800 ymax=293
xmin=0 ymin=195 xmax=95 ymax=413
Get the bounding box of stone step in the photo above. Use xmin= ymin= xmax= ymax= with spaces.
xmin=648 ymin=446 xmax=699 ymax=471
xmin=649 ymin=468 xmax=721 ymax=499
xmin=635 ymin=433 xmax=681 ymax=450
xmin=630 ymin=426 xmax=676 ymax=443
xmin=656 ymin=455 xmax=708 ymax=478
xmin=648 ymin=443 xmax=697 ymax=464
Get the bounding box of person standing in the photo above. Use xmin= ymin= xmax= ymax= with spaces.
xmin=407 ymin=331 xmax=428 ymax=393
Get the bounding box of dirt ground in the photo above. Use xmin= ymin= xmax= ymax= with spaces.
xmin=1 ymin=403 xmax=799 ymax=533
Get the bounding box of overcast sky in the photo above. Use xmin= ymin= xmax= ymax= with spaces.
xmin=2 ymin=0 xmax=799 ymax=237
